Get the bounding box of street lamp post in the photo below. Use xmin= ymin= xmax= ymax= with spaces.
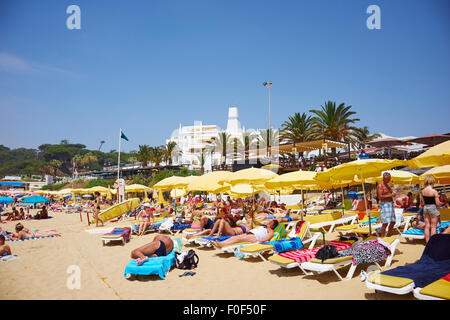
xmin=263 ymin=81 xmax=273 ymax=130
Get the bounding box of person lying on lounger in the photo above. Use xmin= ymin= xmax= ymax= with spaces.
xmin=131 ymin=234 xmax=174 ymax=266
xmin=211 ymin=219 xmax=278 ymax=248
xmin=186 ymin=208 xmax=241 ymax=238
xmin=0 ymin=235 xmax=11 ymax=256
xmin=12 ymin=223 xmax=61 ymax=240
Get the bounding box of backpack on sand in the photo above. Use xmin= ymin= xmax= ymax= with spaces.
xmin=175 ymin=249 xmax=199 ymax=270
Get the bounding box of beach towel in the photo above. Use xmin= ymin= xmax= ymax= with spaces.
xmin=8 ymin=235 xmax=56 ymax=242
xmin=124 ymin=250 xmax=176 ymax=280
xmin=104 ymin=227 xmax=131 ymax=242
xmin=0 ymin=254 xmax=19 ymax=262
xmin=262 ymin=237 xmax=303 ymax=253
xmin=338 ymin=238 xmax=391 ymax=265
xmin=361 ymin=217 xmax=380 ymax=225
xmin=270 ymin=223 xmax=287 ymax=241
xmin=199 ymin=235 xmax=231 ymax=243
xmin=279 ymin=241 xmax=352 ymax=263
xmin=402 ymin=221 xmax=450 ymax=236
xmin=382 ymin=234 xmax=450 ymax=288
xmin=171 ymin=223 xmax=191 ymax=231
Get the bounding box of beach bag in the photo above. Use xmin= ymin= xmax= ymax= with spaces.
xmin=175 ymin=249 xmax=199 ymax=270
xmin=315 ymin=245 xmax=339 ymax=263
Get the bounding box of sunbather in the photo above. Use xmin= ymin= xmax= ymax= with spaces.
xmin=5 ymin=207 xmax=20 ymax=221
xmin=92 ymin=192 xmax=104 ymax=227
xmin=0 ymin=235 xmax=11 ymax=256
xmin=136 ymin=203 xmax=154 ymax=236
xmin=131 ymin=234 xmax=174 ymax=266
xmin=211 ymin=219 xmax=278 ymax=248
xmin=33 ymin=206 xmax=48 ymax=220
xmin=12 ymin=223 xmax=61 ymax=240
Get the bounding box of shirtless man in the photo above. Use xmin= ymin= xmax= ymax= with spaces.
xmin=377 ymin=172 xmax=396 ymax=237
xmin=131 ymin=234 xmax=173 ymax=266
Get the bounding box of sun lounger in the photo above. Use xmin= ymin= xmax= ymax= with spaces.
xmin=123 ymin=239 xmax=182 ymax=280
xmin=413 ymin=274 xmax=450 ymax=300
xmin=268 ymin=240 xmax=355 ymax=270
xmin=365 ymin=234 xmax=450 ymax=295
xmin=402 ymin=221 xmax=450 ymax=240
xmin=303 ymin=211 xmax=358 ymax=233
xmin=220 ymin=221 xmax=320 ymax=254
xmin=301 ymin=236 xmax=400 ymax=281
xmin=101 ymin=227 xmax=131 ymax=245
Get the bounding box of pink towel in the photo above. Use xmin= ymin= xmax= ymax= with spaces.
xmin=279 ymin=241 xmax=352 ymax=263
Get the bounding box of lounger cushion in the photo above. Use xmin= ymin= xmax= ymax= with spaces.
xmin=221 ymin=242 xmax=253 ymax=249
xmin=335 ymin=224 xmax=358 ymax=231
xmin=309 ymin=256 xmax=353 ymax=264
xmin=367 ymin=273 xmax=414 ymax=288
xmin=240 ymin=244 xmax=273 ymax=253
xmin=268 ymin=255 xmax=295 ymax=265
xmin=124 ymin=250 xmax=175 ymax=280
xmin=419 ymin=278 xmax=450 ymax=300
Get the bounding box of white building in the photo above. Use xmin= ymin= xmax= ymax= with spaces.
xmin=168 ymin=106 xmax=245 ymax=171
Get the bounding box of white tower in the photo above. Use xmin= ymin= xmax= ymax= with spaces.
xmin=226 ymin=106 xmax=243 ymax=137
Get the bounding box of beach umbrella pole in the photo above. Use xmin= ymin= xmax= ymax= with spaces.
xmin=341 ymin=186 xmax=345 ymax=216
xmin=359 ymin=169 xmax=371 ymax=234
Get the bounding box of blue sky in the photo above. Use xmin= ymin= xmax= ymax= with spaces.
xmin=0 ymin=0 xmax=449 ymax=152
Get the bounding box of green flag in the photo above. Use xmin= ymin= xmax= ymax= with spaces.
xmin=120 ymin=130 xmax=129 ymax=141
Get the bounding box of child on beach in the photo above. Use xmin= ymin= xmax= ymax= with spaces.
xmin=0 ymin=235 xmax=11 ymax=256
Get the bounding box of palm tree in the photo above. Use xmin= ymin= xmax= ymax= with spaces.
xmin=257 ymin=128 xmax=279 ymax=159
xmin=309 ymin=101 xmax=360 ymax=156
xmin=210 ymin=131 xmax=231 ymax=169
xmin=162 ymin=141 xmax=180 ymax=165
xmin=149 ymin=146 xmax=164 ymax=167
xmin=196 ymin=148 xmax=207 ymax=174
xmin=136 ymin=145 xmax=152 ymax=167
xmin=354 ymin=126 xmax=382 ymax=149
xmin=242 ymin=131 xmax=256 ymax=161
xmin=280 ymin=112 xmax=314 ymax=144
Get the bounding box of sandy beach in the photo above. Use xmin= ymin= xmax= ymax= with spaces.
xmin=0 ymin=209 xmax=425 ymax=300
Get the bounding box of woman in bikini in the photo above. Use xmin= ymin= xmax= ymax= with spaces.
xmin=12 ymin=223 xmax=61 ymax=240
xmin=131 ymin=234 xmax=173 ymax=266
xmin=137 ymin=203 xmax=155 ymax=236
xmin=92 ymin=192 xmax=103 ymax=227
xmin=211 ymin=219 xmax=278 ymax=248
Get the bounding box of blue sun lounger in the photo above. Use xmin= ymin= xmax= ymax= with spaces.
xmin=124 ymin=239 xmax=183 ymax=280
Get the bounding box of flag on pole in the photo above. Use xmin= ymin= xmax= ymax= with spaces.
xmin=120 ymin=130 xmax=129 ymax=141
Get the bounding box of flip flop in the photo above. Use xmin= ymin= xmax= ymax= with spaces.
xmin=179 ymin=271 xmax=196 ymax=277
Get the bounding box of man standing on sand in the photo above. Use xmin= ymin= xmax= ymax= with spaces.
xmin=377 ymin=172 xmax=396 ymax=237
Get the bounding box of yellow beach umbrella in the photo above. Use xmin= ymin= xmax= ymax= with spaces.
xmin=171 ymin=176 xmax=200 ymax=189
xmin=125 ymin=184 xmax=151 ymax=193
xmin=82 ymin=186 xmax=110 ymax=194
xmin=420 ymin=165 xmax=450 ymax=185
xmin=221 ymin=167 xmax=278 ymax=186
xmin=316 ymin=158 xmax=406 ymax=233
xmin=408 ymin=140 xmax=450 ymax=168
xmin=153 ymin=176 xmax=186 ymax=191
xmin=227 ymin=184 xmax=262 ymax=198
xmin=264 ymin=170 xmax=317 ymax=189
xmin=365 ymin=170 xmax=420 ymax=185
xmin=187 ymin=171 xmax=233 ymax=193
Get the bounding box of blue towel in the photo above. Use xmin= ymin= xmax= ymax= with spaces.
xmin=361 ymin=217 xmax=379 ymax=225
xmin=8 ymin=235 xmax=55 ymax=242
xmin=124 ymin=250 xmax=176 ymax=280
xmin=382 ymin=234 xmax=450 ymax=288
xmin=200 ymin=235 xmax=231 ymax=242
xmin=171 ymin=223 xmax=191 ymax=230
xmin=261 ymin=237 xmax=304 ymax=253
xmin=402 ymin=221 xmax=450 ymax=236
